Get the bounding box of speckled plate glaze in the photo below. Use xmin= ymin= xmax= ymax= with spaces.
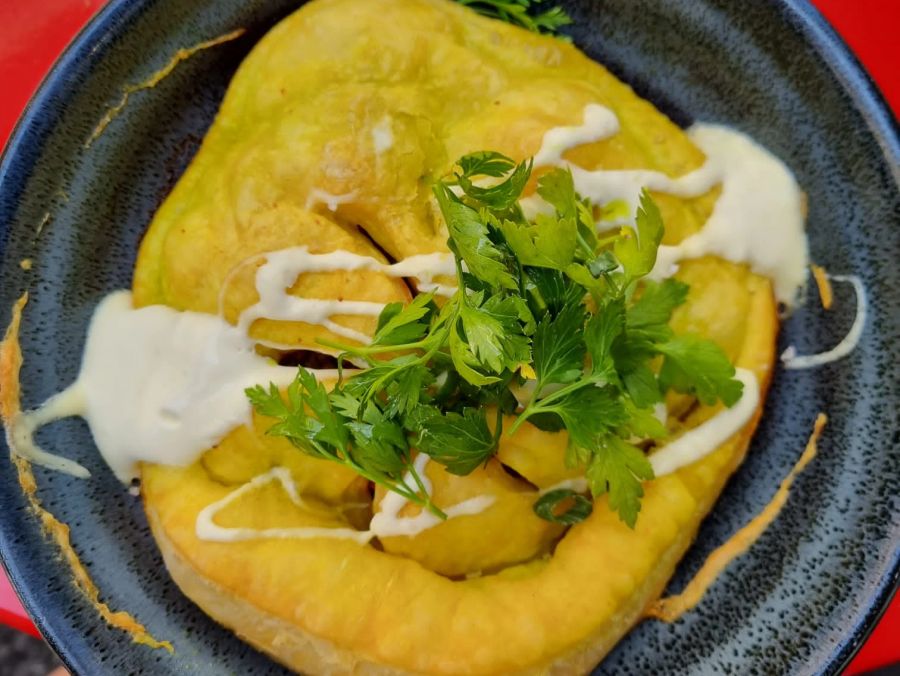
xmin=0 ymin=0 xmax=897 ymax=673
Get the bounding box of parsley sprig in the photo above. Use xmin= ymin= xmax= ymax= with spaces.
xmin=247 ymin=151 xmax=742 ymax=527
xmin=456 ymin=0 xmax=572 ymax=35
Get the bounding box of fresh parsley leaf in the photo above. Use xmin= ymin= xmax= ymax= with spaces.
xmin=562 ymin=261 xmax=603 ymax=291
xmin=293 ymin=367 xmax=349 ymax=450
xmin=533 ymin=488 xmax=593 ymax=525
xmin=372 ymin=292 xmax=435 ymax=346
xmin=346 ymin=403 xmax=410 ymax=476
xmin=456 ymin=0 xmax=572 ymax=36
xmin=434 ymin=182 xmax=517 ymax=290
xmin=586 ymin=250 xmax=619 ymax=277
xmin=415 ymin=407 xmax=496 ymax=475
xmin=245 ymin=382 xmax=290 ymax=420
xmin=456 ymin=150 xmax=517 ymax=178
xmin=456 ymin=157 xmax=533 ymax=210
xmin=620 ymin=363 xmax=661 ymax=408
xmin=657 ymin=335 xmax=743 ymax=406
xmin=545 ymin=385 xmax=628 ymax=451
xmin=619 ymin=400 xmax=667 ymax=440
xmin=248 ymin=370 xmax=442 ymax=516
xmin=384 ymin=365 xmax=433 ymax=417
xmin=247 ymin=369 xmax=345 ymax=458
xmin=449 ymin=324 xmax=501 ymax=386
xmin=247 ymin=381 xmax=329 ymax=457
xmin=329 ymin=388 xmax=362 ymax=419
xmin=587 ymin=436 xmax=654 ymax=528
xmin=536 ymin=167 xmax=578 ymax=220
xmin=626 ymin=279 xmax=688 ymax=343
xmin=342 ymin=354 xmax=420 ymax=403
xmin=576 ymin=200 xmax=599 ymax=251
xmin=614 ymin=189 xmax=664 ymax=281
xmin=529 ymin=4 xmax=573 ymax=33
xmin=535 ymin=168 xmax=625 ymax=281
xmin=458 ymin=297 xmax=528 ymax=374
xmin=532 ymin=302 xmax=586 ymax=386
xmin=523 ymin=267 xmax=584 ymax=317
xmin=497 ymin=212 xmax=576 ymax=270
xmin=484 ymin=293 xmax=536 ymax=335
xmin=585 ymin=298 xmax=625 ymax=376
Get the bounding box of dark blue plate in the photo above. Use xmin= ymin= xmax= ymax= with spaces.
xmin=0 ymin=1 xmax=897 ymax=673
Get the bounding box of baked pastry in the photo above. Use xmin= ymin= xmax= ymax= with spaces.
xmin=132 ymin=0 xmax=786 ymax=673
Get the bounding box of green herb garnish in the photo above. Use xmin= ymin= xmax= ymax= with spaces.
xmin=533 ymin=489 xmax=594 ymax=525
xmin=247 ymin=151 xmax=742 ymax=527
xmin=456 ymin=0 xmax=572 ymax=36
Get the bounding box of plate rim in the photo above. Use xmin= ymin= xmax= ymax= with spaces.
xmin=0 ymin=0 xmax=897 ymax=673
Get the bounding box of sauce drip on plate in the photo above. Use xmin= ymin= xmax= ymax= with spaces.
xmin=645 ymin=413 xmax=828 ymax=622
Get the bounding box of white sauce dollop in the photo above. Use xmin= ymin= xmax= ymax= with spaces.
xmin=651 ymin=125 xmax=809 ymax=307
xmin=7 ymin=386 xmax=90 ymax=478
xmin=14 ymin=292 xmax=307 ymax=482
xmin=526 ymin=105 xmax=809 ymax=307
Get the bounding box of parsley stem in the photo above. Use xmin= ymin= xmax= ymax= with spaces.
xmin=407 ymin=459 xmax=448 ymax=520
xmin=506 ymin=377 xmax=598 ymax=436
xmin=531 ymin=378 xmax=594 ymax=408
xmin=576 ymin=231 xmax=596 ymax=260
xmin=355 ymin=324 xmax=452 ymax=411
xmin=316 ymin=337 xmax=431 ymax=356
xmin=453 ymin=256 xmax=470 ymax=307
xmin=492 ymin=405 xmax=504 ymax=446
xmin=340 ymin=455 xmax=446 ymax=519
xmin=603 ymin=271 xmax=620 ymax=296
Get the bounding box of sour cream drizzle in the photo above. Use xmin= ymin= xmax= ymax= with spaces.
xmin=369 ymin=453 xmax=495 ymax=537
xmin=529 ymin=106 xmax=809 ymax=307
xmin=239 ymin=247 xmax=455 ymax=343
xmin=13 ymin=292 xmax=314 ymax=482
xmin=8 ymin=386 xmax=89 ymax=478
xmin=195 ymin=455 xmax=495 ymax=543
xmin=13 ymin=249 xmax=456 ymax=482
xmin=649 ymin=368 xmax=760 ymax=477
xmin=532 ymin=103 xmax=620 ymax=167
xmin=781 ymin=274 xmax=867 ymax=369
xmin=195 ymin=467 xmax=373 ymax=544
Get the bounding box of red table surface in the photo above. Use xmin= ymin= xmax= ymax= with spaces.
xmin=0 ymin=0 xmax=896 ymax=672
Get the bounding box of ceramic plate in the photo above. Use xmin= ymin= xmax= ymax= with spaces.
xmin=0 ymin=0 xmax=897 ymax=673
